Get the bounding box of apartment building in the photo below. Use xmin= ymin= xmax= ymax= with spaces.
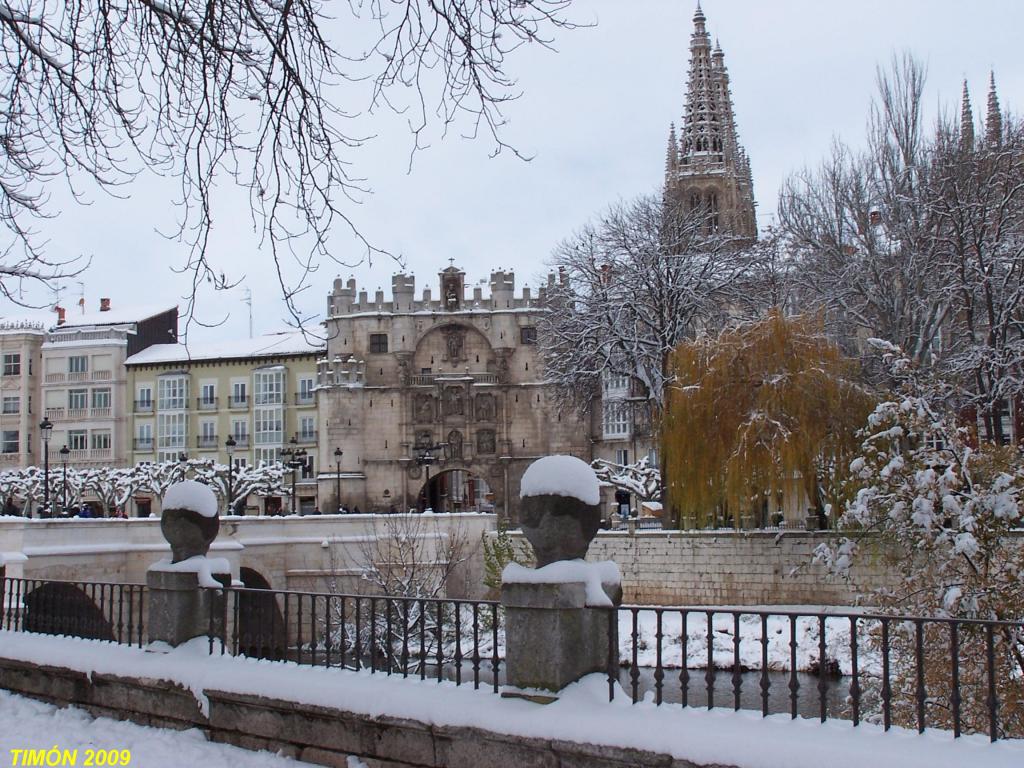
xmin=0 ymin=320 xmax=46 ymax=471
xmin=124 ymin=332 xmax=324 ymax=515
xmin=41 ymin=302 xmax=178 ymax=471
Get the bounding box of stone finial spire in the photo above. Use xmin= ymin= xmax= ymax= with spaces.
xmin=693 ymin=1 xmax=706 ymax=33
xmin=986 ymin=71 xmax=1002 ymax=147
xmin=665 ymin=122 xmax=679 ymax=178
xmin=960 ymin=80 xmax=975 ymax=151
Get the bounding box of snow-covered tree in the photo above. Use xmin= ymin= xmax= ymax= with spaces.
xmin=663 ymin=311 xmax=875 ymax=529
xmin=80 ymin=466 xmax=140 ymax=516
xmin=538 ymin=193 xmax=752 ymax=415
xmin=591 ymin=456 xmax=662 ymax=502
xmin=816 ymin=341 xmax=1024 ymax=736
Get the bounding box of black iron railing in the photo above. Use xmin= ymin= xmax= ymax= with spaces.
xmin=610 ymin=606 xmax=1024 ymax=742
xmin=2 ymin=577 xmax=147 ymax=647
xmin=205 ymin=586 xmax=503 ymax=692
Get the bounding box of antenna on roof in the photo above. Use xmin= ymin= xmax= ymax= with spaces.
xmin=243 ymin=288 xmax=253 ymax=339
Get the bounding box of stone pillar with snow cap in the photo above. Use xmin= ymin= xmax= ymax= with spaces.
xmin=501 ymin=455 xmax=622 ymax=699
xmin=146 ymin=480 xmax=231 ymax=647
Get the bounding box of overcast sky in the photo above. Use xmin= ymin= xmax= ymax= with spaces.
xmin=4 ymin=0 xmax=1023 ymax=342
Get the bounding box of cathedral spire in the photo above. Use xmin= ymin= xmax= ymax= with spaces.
xmin=986 ymin=71 xmax=1002 ymax=147
xmin=664 ymin=5 xmax=756 ymax=240
xmin=960 ymin=80 xmax=974 ymax=151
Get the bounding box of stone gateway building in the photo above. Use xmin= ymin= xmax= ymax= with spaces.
xmin=316 ymin=267 xmax=592 ymax=520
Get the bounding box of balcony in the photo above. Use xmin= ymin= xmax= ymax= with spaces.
xmin=91 ymin=407 xmax=111 ymax=418
xmin=197 ymin=435 xmax=219 ymax=450
xmin=50 ymin=448 xmax=111 ymax=462
xmin=67 ymin=408 xmax=88 ymax=420
xmin=295 ymin=430 xmax=318 ymax=445
xmin=44 ymin=373 xmax=65 ymax=384
xmin=294 ymin=392 xmax=316 ymax=407
xmin=44 ymin=407 xmax=64 ymax=421
xmin=230 ymin=434 xmax=250 ymax=448
xmin=134 ymin=438 xmax=154 ymax=452
xmin=197 ymin=397 xmax=219 ymax=411
xmin=68 ymin=371 xmax=89 ymax=382
xmin=410 ymin=372 xmax=499 ymax=386
xmin=134 ymin=400 xmax=154 ymax=414
xmin=228 ymin=396 xmax=249 ymax=410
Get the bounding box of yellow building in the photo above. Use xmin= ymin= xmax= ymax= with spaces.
xmin=125 ymin=332 xmax=324 ymax=516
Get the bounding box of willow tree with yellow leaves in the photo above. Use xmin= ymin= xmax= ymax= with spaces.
xmin=663 ymin=311 xmax=875 ymax=529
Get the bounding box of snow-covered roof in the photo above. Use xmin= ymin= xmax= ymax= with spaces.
xmin=55 ymin=304 xmax=178 ymax=329
xmin=520 ymin=455 xmax=601 ymax=505
xmin=125 ymin=331 xmax=324 ymax=366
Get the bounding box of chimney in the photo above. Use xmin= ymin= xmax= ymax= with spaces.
xmin=55 ymin=306 xmax=66 ymax=326
xmin=99 ymin=298 xmax=111 ymax=312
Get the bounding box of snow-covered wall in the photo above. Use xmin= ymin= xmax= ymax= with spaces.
xmin=0 ymin=514 xmax=495 ymax=600
xmin=569 ymin=530 xmax=908 ymax=607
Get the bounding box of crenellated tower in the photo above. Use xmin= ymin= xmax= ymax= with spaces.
xmin=664 ymin=4 xmax=757 ymax=241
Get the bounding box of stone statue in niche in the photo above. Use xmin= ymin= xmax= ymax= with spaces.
xmin=477 ymin=429 xmax=496 ymax=455
xmin=414 ymin=430 xmax=433 ymax=449
xmin=444 ymin=385 xmax=464 ymax=416
xmin=414 ymin=393 xmax=434 ymax=423
xmin=443 ymin=325 xmax=465 ymax=363
xmin=475 ymin=393 xmax=496 ymax=422
xmin=396 ymin=355 xmax=411 ymax=386
xmin=447 ymin=430 xmax=463 ymax=460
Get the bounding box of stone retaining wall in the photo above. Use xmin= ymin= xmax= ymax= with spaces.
xmin=580 ymin=530 xmax=896 ymax=606
xmin=0 ymin=657 xmax=719 ymax=768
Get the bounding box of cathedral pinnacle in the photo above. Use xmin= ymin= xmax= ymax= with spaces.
xmin=960 ymin=80 xmax=974 ymax=150
xmin=986 ymin=71 xmax=1002 ymax=147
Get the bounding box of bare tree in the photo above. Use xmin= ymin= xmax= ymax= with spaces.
xmin=778 ymin=54 xmax=949 ymax=367
xmin=537 ymin=193 xmax=750 ymax=416
xmin=0 ymin=0 xmax=575 ymax=321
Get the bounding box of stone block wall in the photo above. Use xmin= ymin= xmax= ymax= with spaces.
xmin=578 ymin=530 xmax=896 ymax=607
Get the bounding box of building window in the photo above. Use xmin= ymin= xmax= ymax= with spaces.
xmin=231 ymin=381 xmax=247 ymax=406
xmin=231 ymin=419 xmax=248 ymax=440
xmin=200 ymin=383 xmax=216 ymax=406
xmin=158 ymin=376 xmax=188 ymax=410
xmin=68 ymin=355 xmax=88 ymax=374
xmin=519 ymin=327 xmax=537 ymax=345
xmin=2 ymin=396 xmax=19 ymax=415
xmin=299 ymin=415 xmax=316 ymax=441
xmin=68 ymin=430 xmax=87 ymax=450
xmin=602 ymin=373 xmax=630 ymax=396
xmin=68 ymin=389 xmax=88 ymax=410
xmin=157 ymin=412 xmax=187 ymax=452
xmin=256 ymin=447 xmax=280 ymax=466
xmin=369 ymin=333 xmax=388 ymax=354
xmin=615 ymin=448 xmax=629 ymax=466
xmin=298 ymin=377 xmax=315 ymax=403
xmin=254 ymin=369 xmax=284 ymax=405
xmin=137 ymin=386 xmax=153 ymax=407
xmin=254 ymin=407 xmax=283 ymax=446
xmin=136 ymin=423 xmax=153 ymax=446
xmin=91 ymin=388 xmax=111 ymax=409
xmin=602 ymin=402 xmax=630 ymax=439
xmin=91 ymin=431 xmax=111 ymax=451
xmin=2 ymin=353 xmax=20 ymax=376
xmin=200 ymin=420 xmax=216 ymax=440
xmin=1 ymin=431 xmax=18 ymax=454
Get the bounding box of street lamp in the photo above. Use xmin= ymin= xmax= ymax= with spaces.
xmin=333 ymin=447 xmax=343 ymax=512
xmin=39 ymin=417 xmax=53 ymax=518
xmin=178 ymin=452 xmax=188 ymax=482
xmin=59 ymin=445 xmax=70 ymax=516
xmin=225 ymin=436 xmax=237 ymax=516
xmin=414 ymin=441 xmax=447 ymax=513
xmin=281 ymin=436 xmax=304 ymax=516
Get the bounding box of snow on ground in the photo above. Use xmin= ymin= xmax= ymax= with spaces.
xmin=0 ymin=631 xmax=1020 ymax=768
xmin=620 ymin=608 xmax=873 ymax=674
xmin=0 ymin=688 xmax=317 ymax=767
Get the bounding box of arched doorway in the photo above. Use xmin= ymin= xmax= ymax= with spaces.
xmin=418 ymin=469 xmax=493 ymax=513
xmin=237 ymin=567 xmax=286 ymax=660
xmin=23 ymin=583 xmax=115 ymax=641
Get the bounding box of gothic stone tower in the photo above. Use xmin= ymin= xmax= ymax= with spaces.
xmin=664 ymin=4 xmax=756 ymax=240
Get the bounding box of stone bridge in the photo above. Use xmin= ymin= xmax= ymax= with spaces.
xmin=0 ymin=513 xmax=495 ymax=599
